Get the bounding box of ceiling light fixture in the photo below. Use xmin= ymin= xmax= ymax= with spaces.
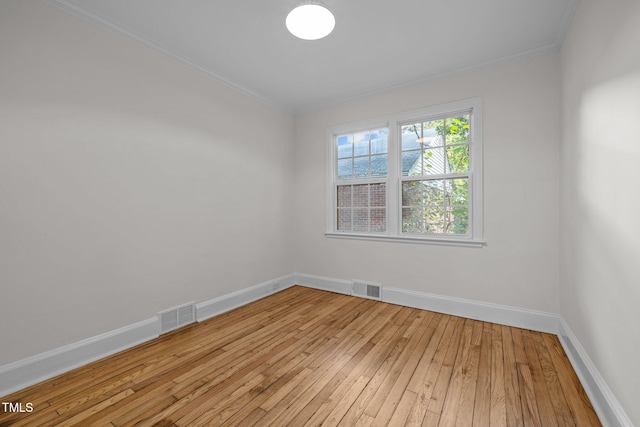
xmin=286 ymin=3 xmax=335 ymax=40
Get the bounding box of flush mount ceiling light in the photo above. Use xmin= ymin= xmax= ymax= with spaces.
xmin=286 ymin=4 xmax=335 ymax=40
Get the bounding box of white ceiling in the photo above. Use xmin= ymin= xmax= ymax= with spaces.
xmin=45 ymin=0 xmax=578 ymax=112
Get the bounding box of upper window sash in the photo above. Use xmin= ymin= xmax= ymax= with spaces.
xmin=334 ymin=127 xmax=390 ymax=181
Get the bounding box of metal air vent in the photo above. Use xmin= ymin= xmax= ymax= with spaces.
xmin=158 ymin=302 xmax=195 ymax=334
xmin=352 ymin=280 xmax=382 ymax=301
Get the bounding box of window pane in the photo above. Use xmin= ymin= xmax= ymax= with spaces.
xmin=353 ymin=208 xmax=369 ymax=231
xmin=401 ymin=123 xmax=423 ymax=150
xmin=337 ymin=134 xmax=353 ymax=159
xmin=445 ymin=178 xmax=468 ymax=205
xmin=337 ymin=158 xmax=352 ymax=179
xmin=370 ymin=208 xmax=386 ymax=232
xmin=371 ymin=154 xmax=388 ymax=177
xmin=402 ymin=180 xmax=445 ymax=206
xmin=423 ymin=180 xmax=445 ymax=206
xmin=446 ymin=206 xmax=469 ymax=235
xmin=352 ymin=184 xmax=369 ymax=207
xmin=353 ymin=156 xmax=370 ymax=178
xmin=402 ymin=181 xmax=423 ymax=206
xmin=422 ymin=148 xmax=445 ymax=175
xmin=425 ymin=207 xmax=445 ymax=233
xmin=337 ymin=185 xmax=351 ymax=207
xmin=446 ymin=144 xmax=469 ymax=173
xmin=445 ymin=115 xmax=470 ymax=145
xmin=402 ymin=150 xmax=421 ymax=176
xmin=371 ymin=136 xmax=388 ymax=154
xmin=402 ymin=207 xmax=424 ymax=233
xmin=370 ymin=183 xmax=386 ymax=207
xmin=423 ymin=119 xmax=444 ymax=147
xmin=337 ymin=208 xmax=352 ymax=231
xmin=403 ymin=121 xmax=442 ymax=146
xmin=354 ymin=131 xmax=370 ymax=156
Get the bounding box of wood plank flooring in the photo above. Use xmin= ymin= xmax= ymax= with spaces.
xmin=0 ymin=286 xmax=601 ymax=426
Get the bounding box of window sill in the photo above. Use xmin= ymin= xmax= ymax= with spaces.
xmin=325 ymin=232 xmax=486 ymax=248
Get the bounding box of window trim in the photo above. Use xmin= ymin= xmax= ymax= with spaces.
xmin=325 ymin=97 xmax=484 ymax=247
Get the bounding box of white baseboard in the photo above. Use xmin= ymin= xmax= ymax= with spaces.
xmin=292 ymin=273 xmax=352 ymax=295
xmin=383 ymin=286 xmax=559 ymax=333
xmin=0 ymin=273 xmax=296 ymax=399
xmin=558 ymin=318 xmax=634 ymax=427
xmin=195 ymin=273 xmax=296 ymax=321
xmin=294 ymin=273 xmax=559 ymax=334
xmin=0 ymin=317 xmax=158 ymax=398
xmin=1 ymin=271 xmax=632 ymax=427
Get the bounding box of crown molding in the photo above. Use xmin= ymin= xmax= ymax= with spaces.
xmin=42 ymin=0 xmax=294 ymax=114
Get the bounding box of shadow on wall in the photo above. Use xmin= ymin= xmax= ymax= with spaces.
xmin=571 ymin=68 xmax=640 ymax=426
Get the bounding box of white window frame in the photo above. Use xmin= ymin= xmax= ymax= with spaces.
xmin=325 ymin=97 xmax=484 ymax=247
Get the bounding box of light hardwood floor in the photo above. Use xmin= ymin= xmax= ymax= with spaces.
xmin=0 ymin=286 xmax=600 ymax=426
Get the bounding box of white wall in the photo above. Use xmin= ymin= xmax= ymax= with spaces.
xmin=0 ymin=1 xmax=295 ymax=365
xmin=5 ymin=2 xmax=637 ymax=422
xmin=294 ymin=54 xmax=562 ymax=313
xmin=560 ymin=0 xmax=640 ymax=424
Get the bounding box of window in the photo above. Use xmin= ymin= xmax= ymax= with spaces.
xmin=325 ymin=98 xmax=483 ymax=247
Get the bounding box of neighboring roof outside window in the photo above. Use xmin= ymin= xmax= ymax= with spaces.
xmin=336 ymin=130 xmax=450 ymax=178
